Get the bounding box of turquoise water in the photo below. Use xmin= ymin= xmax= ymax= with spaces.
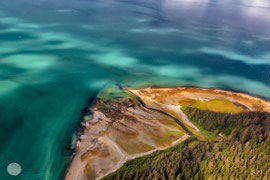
xmin=0 ymin=0 xmax=270 ymax=179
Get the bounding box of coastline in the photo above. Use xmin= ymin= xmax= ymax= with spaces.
xmin=126 ymin=84 xmax=270 ymax=102
xmin=63 ymin=95 xmax=99 ymax=180
xmin=65 ymin=90 xmax=189 ymax=180
xmin=127 ymin=86 xmax=270 ymax=112
xmin=65 ymin=85 xmax=270 ymax=180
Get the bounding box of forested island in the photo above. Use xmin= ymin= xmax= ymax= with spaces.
xmin=66 ymin=86 xmax=270 ymax=180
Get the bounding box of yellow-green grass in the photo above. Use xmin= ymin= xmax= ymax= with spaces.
xmin=190 ymin=121 xmax=222 ymax=141
xmin=176 ymin=115 xmax=221 ymax=141
xmin=159 ymin=119 xmax=184 ymax=131
xmin=152 ymin=129 xmax=184 ymax=147
xmin=116 ymin=139 xmax=155 ymax=155
xmin=179 ymin=98 xmax=244 ymax=113
xmin=185 ymin=124 xmax=207 ymax=141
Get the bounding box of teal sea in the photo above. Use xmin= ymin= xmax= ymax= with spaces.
xmin=0 ymin=0 xmax=270 ymax=179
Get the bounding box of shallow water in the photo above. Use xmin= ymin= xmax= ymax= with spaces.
xmin=0 ymin=0 xmax=270 ymax=179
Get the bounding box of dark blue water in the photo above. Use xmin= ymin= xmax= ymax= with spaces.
xmin=0 ymin=0 xmax=270 ymax=179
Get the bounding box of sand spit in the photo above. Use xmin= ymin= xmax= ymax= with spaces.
xmin=128 ymin=87 xmax=270 ymax=112
xmin=128 ymin=86 xmax=270 ymax=115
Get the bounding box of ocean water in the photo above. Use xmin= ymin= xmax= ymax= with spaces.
xmin=0 ymin=0 xmax=270 ymax=179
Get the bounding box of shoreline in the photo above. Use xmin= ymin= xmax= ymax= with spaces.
xmin=65 ymin=85 xmax=270 ymax=180
xmin=65 ymin=96 xmax=189 ymax=179
xmin=127 ymin=86 xmax=270 ymax=112
xmin=63 ymin=94 xmax=99 ymax=180
xmin=126 ymin=84 xmax=270 ymax=102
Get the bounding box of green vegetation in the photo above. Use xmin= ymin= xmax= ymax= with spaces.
xmin=97 ymin=87 xmax=140 ymax=108
xmin=179 ymin=98 xmax=244 ymax=113
xmin=183 ymin=106 xmax=256 ymax=136
xmin=181 ymin=122 xmax=207 ymax=141
xmin=103 ymin=107 xmax=270 ymax=180
xmin=189 ymin=120 xmax=221 ymax=141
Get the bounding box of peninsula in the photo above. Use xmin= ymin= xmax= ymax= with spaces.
xmin=65 ymin=86 xmax=270 ymax=180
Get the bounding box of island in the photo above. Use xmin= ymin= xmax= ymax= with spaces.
xmin=65 ymin=86 xmax=270 ymax=180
